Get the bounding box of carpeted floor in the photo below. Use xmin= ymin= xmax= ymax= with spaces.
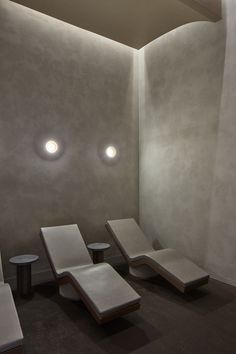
xmin=15 ymin=267 xmax=236 ymax=354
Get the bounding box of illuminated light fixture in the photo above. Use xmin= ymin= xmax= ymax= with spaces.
xmin=105 ymin=146 xmax=117 ymax=158
xmin=45 ymin=140 xmax=58 ymax=154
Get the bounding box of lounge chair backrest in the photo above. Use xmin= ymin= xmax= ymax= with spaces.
xmin=0 ymin=252 xmax=4 ymax=284
xmin=106 ymin=219 xmax=153 ymax=259
xmin=41 ymin=224 xmax=92 ymax=274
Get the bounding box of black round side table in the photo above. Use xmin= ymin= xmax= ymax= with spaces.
xmin=87 ymin=243 xmax=111 ymax=264
xmin=9 ymin=255 xmax=39 ymax=297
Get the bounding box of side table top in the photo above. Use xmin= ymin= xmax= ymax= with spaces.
xmin=9 ymin=255 xmax=39 ymax=265
xmin=87 ymin=243 xmax=111 ymax=251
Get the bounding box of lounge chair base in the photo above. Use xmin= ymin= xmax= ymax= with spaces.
xmin=59 ymin=283 xmax=80 ymax=301
xmin=129 ymin=265 xmax=157 ymax=279
xmin=97 ymin=303 xmax=140 ymax=325
xmin=180 ymin=277 xmax=210 ymax=294
xmin=3 ymin=347 xmax=23 ymax=354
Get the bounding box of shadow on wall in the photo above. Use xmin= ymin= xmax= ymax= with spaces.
xmin=179 ymin=0 xmax=222 ymax=21
xmin=205 ymin=0 xmax=236 ymax=286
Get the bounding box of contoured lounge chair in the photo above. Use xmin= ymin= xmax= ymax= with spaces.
xmin=106 ymin=219 xmax=209 ymax=293
xmin=0 ymin=253 xmax=24 ymax=354
xmin=40 ymin=224 xmax=141 ymax=324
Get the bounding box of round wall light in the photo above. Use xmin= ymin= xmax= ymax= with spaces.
xmin=105 ymin=145 xmax=117 ymax=159
xmin=45 ymin=140 xmax=58 ymax=154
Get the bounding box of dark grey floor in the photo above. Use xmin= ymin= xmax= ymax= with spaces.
xmin=15 ymin=267 xmax=236 ymax=354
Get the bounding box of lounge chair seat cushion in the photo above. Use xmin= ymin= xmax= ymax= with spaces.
xmin=0 ymin=284 xmax=23 ymax=353
xmin=135 ymin=249 xmax=209 ymax=287
xmin=59 ymin=263 xmax=141 ymax=318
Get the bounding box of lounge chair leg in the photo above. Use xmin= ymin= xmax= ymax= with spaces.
xmin=59 ymin=283 xmax=80 ymax=301
xmin=129 ymin=265 xmax=157 ymax=279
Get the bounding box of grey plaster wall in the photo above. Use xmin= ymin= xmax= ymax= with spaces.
xmin=206 ymin=0 xmax=236 ymax=285
xmin=139 ymin=0 xmax=236 ymax=286
xmin=0 ymin=0 xmax=138 ymax=280
xmin=1 ymin=0 xmax=235 ymax=288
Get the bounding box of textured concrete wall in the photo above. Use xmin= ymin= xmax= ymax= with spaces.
xmin=139 ymin=0 xmax=236 ymax=286
xmin=139 ymin=19 xmax=226 ymax=264
xmin=206 ymin=0 xmax=236 ymax=285
xmin=0 ymin=0 xmax=138 ymax=280
xmin=1 ymin=0 xmax=235 ymax=288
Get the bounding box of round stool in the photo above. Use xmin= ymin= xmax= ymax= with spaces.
xmin=87 ymin=243 xmax=111 ymax=263
xmin=9 ymin=255 xmax=39 ymax=297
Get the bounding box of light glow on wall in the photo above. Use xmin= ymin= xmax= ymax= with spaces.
xmin=45 ymin=140 xmax=58 ymax=154
xmin=105 ymin=146 xmax=117 ymax=158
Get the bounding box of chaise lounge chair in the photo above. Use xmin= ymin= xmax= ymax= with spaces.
xmin=40 ymin=224 xmax=141 ymax=324
xmin=106 ymin=218 xmax=209 ymax=293
xmin=0 ymin=253 xmax=24 ymax=354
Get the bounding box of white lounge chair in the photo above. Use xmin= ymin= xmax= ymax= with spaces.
xmin=0 ymin=253 xmax=24 ymax=354
xmin=106 ymin=218 xmax=209 ymax=293
xmin=40 ymin=224 xmax=141 ymax=324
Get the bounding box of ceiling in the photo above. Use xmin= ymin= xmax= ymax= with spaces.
xmin=11 ymin=0 xmax=221 ymax=49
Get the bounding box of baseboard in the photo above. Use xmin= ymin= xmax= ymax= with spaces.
xmin=6 ymin=259 xmax=235 ymax=291
xmin=5 ymin=254 xmax=126 ymax=291
xmin=210 ymin=273 xmax=236 ymax=288
xmin=6 ymin=269 xmax=54 ymax=291
xmin=106 ymin=254 xmax=125 ymax=266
